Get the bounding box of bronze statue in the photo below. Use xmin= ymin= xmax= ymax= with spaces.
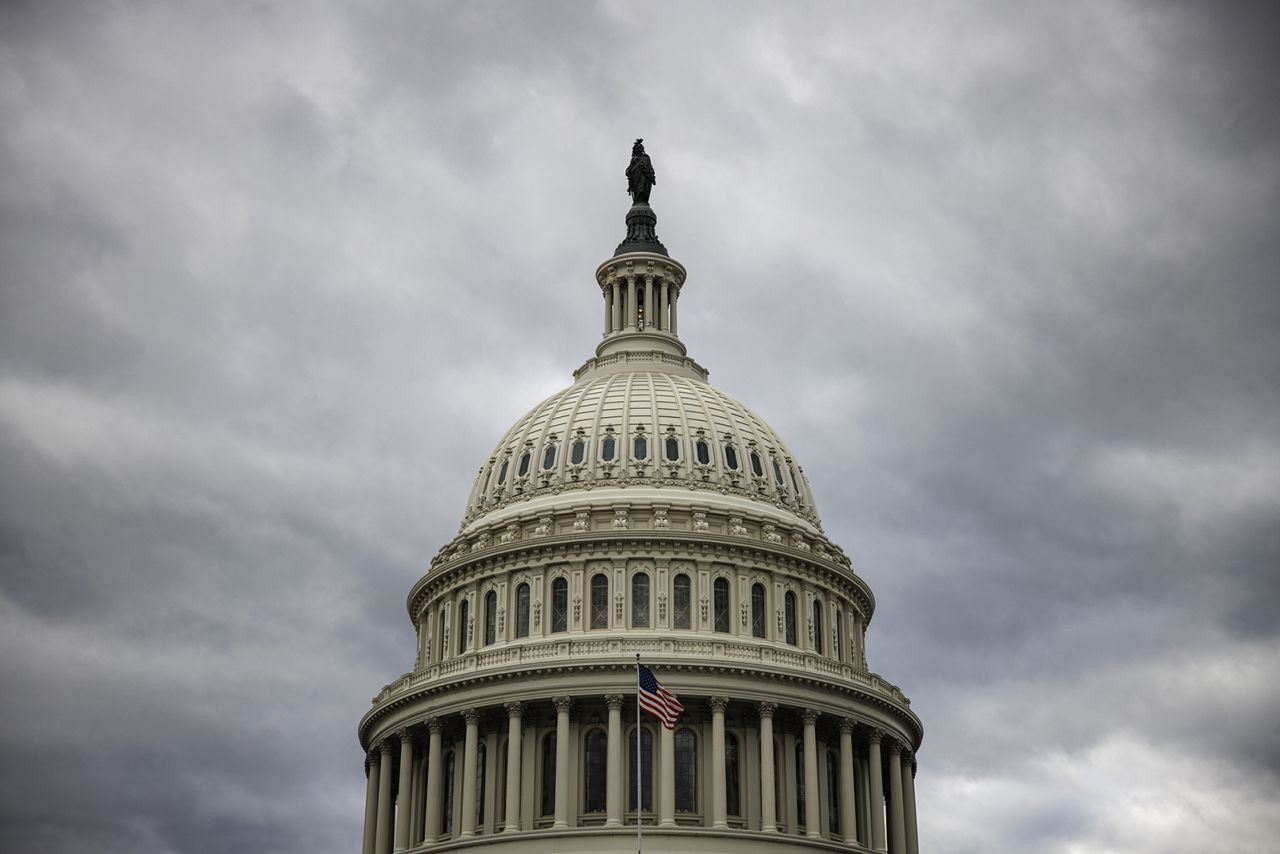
xmin=626 ymin=138 xmax=655 ymax=204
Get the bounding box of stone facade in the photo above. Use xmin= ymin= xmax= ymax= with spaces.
xmin=358 ymin=187 xmax=923 ymax=854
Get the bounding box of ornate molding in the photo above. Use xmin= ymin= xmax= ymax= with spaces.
xmin=757 ymin=701 xmax=777 ymax=719
xmin=605 ymin=693 xmax=626 ymax=711
xmin=801 ymin=707 xmax=820 ymax=726
xmin=708 ymin=696 xmax=729 ymax=713
xmin=462 ymin=708 xmax=482 ymax=725
xmin=504 ymin=701 xmax=525 ymax=718
xmin=553 ymin=696 xmax=575 ymax=713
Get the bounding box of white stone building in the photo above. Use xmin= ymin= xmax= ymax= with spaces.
xmin=357 ymin=171 xmax=923 ymax=854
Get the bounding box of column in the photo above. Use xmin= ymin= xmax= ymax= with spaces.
xmin=460 ymin=709 xmax=481 ymax=838
xmin=423 ymin=719 xmax=444 ymax=842
xmin=611 ymin=281 xmax=622 ymax=333
xmin=374 ymin=740 xmax=395 ymax=854
xmin=710 ymin=697 xmax=729 ymax=828
xmin=658 ymin=717 xmax=675 ymax=826
xmin=394 ymin=730 xmax=415 ymax=851
xmin=552 ymin=696 xmax=573 ymax=828
xmin=902 ymin=752 xmax=919 ymax=854
xmin=867 ymin=730 xmax=886 ymax=852
xmin=669 ymin=287 xmax=678 ymax=335
xmin=839 ymin=719 xmax=857 ymax=844
xmin=659 ymin=281 xmax=669 ymax=332
xmin=504 ymin=702 xmax=524 ymax=832
xmin=604 ymin=288 xmax=612 ymax=335
xmin=605 ymin=694 xmax=624 ymax=827
xmin=758 ymin=703 xmax=778 ymax=833
xmin=801 ymin=709 xmax=820 ymax=838
xmin=888 ymin=741 xmax=906 ymax=854
xmin=362 ymin=751 xmax=380 ymax=854
xmin=626 ymin=277 xmax=638 ymax=330
xmin=643 ymin=275 xmax=654 ymax=328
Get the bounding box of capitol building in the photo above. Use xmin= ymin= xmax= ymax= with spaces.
xmin=357 ymin=145 xmax=924 ymax=854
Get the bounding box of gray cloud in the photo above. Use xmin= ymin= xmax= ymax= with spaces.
xmin=2 ymin=1 xmax=1278 ymax=852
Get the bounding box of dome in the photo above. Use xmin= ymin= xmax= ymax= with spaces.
xmin=460 ymin=370 xmax=824 ymax=535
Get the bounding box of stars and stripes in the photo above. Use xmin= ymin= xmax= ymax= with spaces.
xmin=637 ymin=663 xmax=684 ymax=729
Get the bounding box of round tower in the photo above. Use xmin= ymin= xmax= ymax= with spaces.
xmin=357 ymin=143 xmax=923 ymax=854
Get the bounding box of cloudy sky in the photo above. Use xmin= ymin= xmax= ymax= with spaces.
xmin=2 ymin=1 xmax=1278 ymax=852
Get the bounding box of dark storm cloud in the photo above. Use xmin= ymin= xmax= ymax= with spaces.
xmin=1 ymin=1 xmax=1277 ymax=852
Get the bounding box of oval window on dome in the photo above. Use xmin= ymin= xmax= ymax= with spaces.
xmin=665 ymin=435 xmax=679 ymax=462
xmin=633 ymin=434 xmax=648 ymax=460
xmin=724 ymin=444 xmax=739 ymax=471
xmin=570 ymin=438 xmax=585 ymax=465
xmin=497 ymin=457 xmax=509 ymax=484
xmin=517 ymin=451 xmax=531 ymax=478
xmin=772 ymin=457 xmax=785 ymax=486
xmin=601 ymin=435 xmax=616 ymax=462
xmin=695 ymin=439 xmax=710 ymax=466
xmin=542 ymin=445 xmax=556 ymax=471
xmin=750 ymin=450 xmax=764 ymax=478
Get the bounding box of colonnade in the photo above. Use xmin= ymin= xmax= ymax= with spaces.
xmin=361 ymin=695 xmax=919 ymax=853
xmin=603 ymin=275 xmax=679 ymax=336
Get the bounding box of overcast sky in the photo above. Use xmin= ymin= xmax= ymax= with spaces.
xmin=2 ymin=2 xmax=1278 ymax=852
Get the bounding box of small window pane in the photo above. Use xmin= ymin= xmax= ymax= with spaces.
xmin=725 ymin=733 xmax=740 ymax=817
xmin=633 ymin=435 xmax=648 ymax=460
xmin=516 ymin=583 xmax=530 ymax=638
xmin=571 ymin=439 xmax=585 ymax=465
xmin=457 ymin=600 xmax=470 ymax=654
xmin=827 ymin=750 xmax=840 ymax=833
xmin=602 ymin=436 xmax=616 ymax=461
xmin=751 ymin=583 xmax=766 ymax=638
xmin=813 ymin=600 xmax=824 ymax=655
xmin=750 ymin=451 xmax=764 ymax=478
xmin=628 ymin=728 xmax=653 ymax=811
xmin=541 ymin=734 xmax=556 ymax=816
xmin=695 ymin=440 xmax=710 ymax=465
xmin=675 ymin=729 xmax=697 ymax=813
xmin=785 ymin=592 xmax=797 ymax=646
xmin=591 ymin=574 xmax=609 ymax=629
xmin=673 ymin=574 xmax=691 ymax=630
xmin=724 ymin=444 xmax=739 ymax=470
xmin=713 ymin=578 xmax=730 ymax=633
xmin=497 ymin=457 xmax=509 ymax=483
xmin=796 ymin=742 xmax=806 ymax=828
xmin=585 ymin=729 xmax=607 ymax=812
xmin=772 ymin=457 xmax=785 ymax=485
xmin=518 ymin=451 xmax=531 ymax=477
xmin=542 ymin=445 xmax=556 ymax=470
xmin=484 ymin=591 xmax=497 ymax=646
xmin=444 ymin=752 xmax=455 ymax=832
xmin=552 ymin=579 xmax=568 ymax=633
xmin=665 ymin=435 xmax=679 ymax=461
xmin=476 ymin=741 xmax=487 ymax=826
xmin=632 ymin=573 xmax=650 ymax=628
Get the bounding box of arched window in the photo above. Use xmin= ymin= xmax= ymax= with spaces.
xmin=665 ymin=435 xmax=679 ymax=461
xmin=601 ymin=435 xmax=616 ymax=462
xmin=515 ymin=583 xmax=530 ymax=638
xmin=443 ymin=750 xmax=456 ymax=833
xmin=590 ymin=573 xmax=609 ymax=629
xmin=751 ymin=583 xmax=766 ymax=638
xmin=795 ymin=741 xmax=806 ymax=831
xmin=584 ymin=728 xmax=607 ymax=813
xmin=672 ymin=574 xmax=691 ymax=630
xmin=713 ymin=578 xmax=730 ymax=633
xmin=750 ymin=449 xmax=764 ymax=478
xmin=540 ymin=733 xmax=556 ymax=816
xmin=632 ymin=572 xmax=650 ymax=628
xmin=835 ymin=608 xmax=844 ymax=662
xmin=475 ymin=740 xmax=487 ymax=828
xmin=457 ymin=599 xmax=470 ymax=654
xmin=724 ymin=443 xmax=739 ymax=471
xmin=695 ymin=437 xmax=711 ymax=465
xmin=785 ymin=591 xmax=798 ymax=646
xmin=813 ymin=599 xmax=824 ymax=655
xmin=437 ymin=607 xmax=447 ymax=661
xmin=675 ymin=728 xmax=697 ymax=813
xmin=542 ymin=444 xmax=557 ymax=471
xmin=551 ymin=578 xmax=568 ymax=633
xmin=484 ymin=591 xmax=497 ymax=646
xmin=725 ymin=732 xmax=741 ymax=817
xmin=772 ymin=456 xmax=785 ymax=486
xmin=628 ymin=727 xmax=653 ymax=812
xmin=570 ymin=437 xmax=586 ymax=465
xmin=496 ymin=456 xmax=509 ymax=485
xmin=633 ymin=433 xmax=648 ymax=461
xmin=517 ymin=450 xmax=531 ymax=478
xmin=827 ymin=749 xmax=839 ymax=834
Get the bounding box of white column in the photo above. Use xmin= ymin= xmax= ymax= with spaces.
xmin=758 ymin=703 xmax=778 ymax=833
xmin=423 ymin=719 xmax=443 ymax=842
xmin=605 ymin=694 xmax=624 ymax=827
xmin=839 ymin=719 xmax=857 ymax=844
xmin=374 ymin=740 xmax=395 ymax=854
xmin=611 ymin=280 xmax=622 ymax=333
xmin=888 ymin=741 xmax=906 ymax=854
xmin=659 ymin=280 xmax=669 ymax=332
xmin=553 ymin=696 xmax=572 ymax=828
xmin=868 ymin=730 xmax=886 ymax=852
xmin=504 ymin=702 xmax=524 ymax=832
xmin=658 ymin=718 xmax=675 ymax=827
xmin=626 ymin=277 xmax=638 ymax=330
xmin=459 ymin=710 xmax=481 ymax=838
xmin=362 ymin=751 xmax=380 ymax=854
xmin=710 ymin=697 xmax=729 ymax=828
xmin=802 ymin=709 xmax=820 ymax=838
xmin=643 ymin=275 xmax=654 ymax=328
xmin=903 ymin=751 xmax=919 ymax=854
xmin=669 ymin=286 xmax=678 ymax=335
xmin=394 ymin=730 xmax=415 ymax=851
xmin=604 ymin=288 xmax=612 ymax=335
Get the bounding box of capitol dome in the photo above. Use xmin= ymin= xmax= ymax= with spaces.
xmin=357 ymin=145 xmax=923 ymax=854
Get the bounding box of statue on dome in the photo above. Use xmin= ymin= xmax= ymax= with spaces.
xmin=626 ymin=138 xmax=656 ymax=204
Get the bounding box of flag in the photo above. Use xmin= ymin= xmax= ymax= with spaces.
xmin=637 ymin=663 xmax=684 ymax=729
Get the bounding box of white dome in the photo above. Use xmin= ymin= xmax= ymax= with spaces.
xmin=461 ymin=369 xmax=823 ymax=531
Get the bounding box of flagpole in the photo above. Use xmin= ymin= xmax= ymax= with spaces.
xmin=635 ymin=653 xmax=643 ymax=854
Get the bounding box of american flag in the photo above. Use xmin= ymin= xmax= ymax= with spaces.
xmin=637 ymin=663 xmax=684 ymax=729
